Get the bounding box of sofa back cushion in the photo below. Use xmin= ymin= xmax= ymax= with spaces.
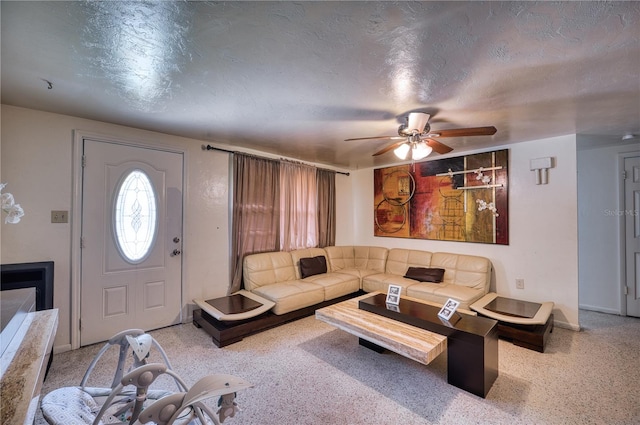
xmin=290 ymin=248 xmax=329 ymax=279
xmin=243 ymin=251 xmax=296 ymax=291
xmin=324 ymin=246 xmax=353 ymax=270
xmin=430 ymin=252 xmax=492 ymax=291
xmin=353 ymin=246 xmax=388 ymax=272
xmin=385 ymin=248 xmax=433 ymax=276
xmin=325 ymin=246 xmax=388 ymax=273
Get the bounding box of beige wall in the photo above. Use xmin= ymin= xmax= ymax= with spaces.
xmin=1 ymin=105 xmax=580 ymax=353
xmin=0 ymin=107 xmax=246 ymax=349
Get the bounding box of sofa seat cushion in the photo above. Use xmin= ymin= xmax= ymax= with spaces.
xmin=361 ymin=273 xmax=421 ymax=295
xmin=252 ymin=281 xmax=325 ymax=315
xmin=303 ymin=273 xmax=360 ymax=300
xmin=407 ymin=283 xmax=485 ymax=310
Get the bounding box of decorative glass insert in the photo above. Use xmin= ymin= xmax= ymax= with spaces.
xmin=114 ymin=169 xmax=158 ymax=262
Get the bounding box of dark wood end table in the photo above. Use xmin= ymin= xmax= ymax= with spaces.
xmin=471 ymin=293 xmax=554 ymax=353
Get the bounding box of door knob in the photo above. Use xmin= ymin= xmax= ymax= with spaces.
xmin=173 ymin=237 xmax=180 ymax=243
xmin=171 ymin=249 xmax=181 ymax=256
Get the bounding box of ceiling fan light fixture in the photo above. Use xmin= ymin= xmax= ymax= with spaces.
xmin=412 ymin=142 xmax=433 ymax=160
xmin=393 ymin=143 xmax=411 ymax=159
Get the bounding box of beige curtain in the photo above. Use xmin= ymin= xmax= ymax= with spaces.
xmin=279 ymin=161 xmax=317 ymax=251
xmin=229 ymin=154 xmax=280 ymax=294
xmin=316 ymin=168 xmax=336 ymax=247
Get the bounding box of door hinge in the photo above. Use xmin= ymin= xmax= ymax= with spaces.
xmin=80 ymin=237 xmax=85 ymax=249
xmin=624 ymin=286 xmax=629 ymax=295
xmin=82 ymin=155 xmax=86 ymax=168
xmin=79 ymin=318 xmax=82 ymax=330
xmin=622 ymin=170 xmax=627 ymax=180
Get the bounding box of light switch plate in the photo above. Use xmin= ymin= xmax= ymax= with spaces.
xmin=51 ymin=210 xmax=68 ymax=223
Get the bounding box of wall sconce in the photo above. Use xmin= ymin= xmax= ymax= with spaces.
xmin=530 ymin=157 xmax=554 ymax=185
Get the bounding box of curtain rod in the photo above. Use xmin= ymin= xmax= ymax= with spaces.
xmin=203 ymin=144 xmax=350 ymax=176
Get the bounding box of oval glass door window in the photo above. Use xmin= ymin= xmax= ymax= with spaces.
xmin=114 ymin=169 xmax=158 ymax=263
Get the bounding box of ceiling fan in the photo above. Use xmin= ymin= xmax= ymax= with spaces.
xmin=345 ymin=112 xmax=497 ymax=161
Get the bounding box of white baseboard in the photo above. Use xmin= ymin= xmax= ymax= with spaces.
xmin=579 ymin=304 xmax=621 ymax=315
xmin=53 ymin=343 xmax=72 ymax=354
xmin=554 ymin=319 xmax=581 ymax=332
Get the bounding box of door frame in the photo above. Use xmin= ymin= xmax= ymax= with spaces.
xmin=617 ymin=150 xmax=640 ymax=316
xmin=71 ymin=130 xmax=188 ymax=349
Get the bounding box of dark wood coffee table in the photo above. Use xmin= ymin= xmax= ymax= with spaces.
xmin=317 ymin=292 xmax=499 ymax=398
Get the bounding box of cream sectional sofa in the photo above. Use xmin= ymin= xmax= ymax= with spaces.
xmin=243 ymin=246 xmax=492 ymax=314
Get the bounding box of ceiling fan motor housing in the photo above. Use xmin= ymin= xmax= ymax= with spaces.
xmin=398 ymin=112 xmax=431 ymax=136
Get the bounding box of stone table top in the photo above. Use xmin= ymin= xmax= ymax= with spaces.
xmin=316 ymin=293 xmax=447 ymax=365
xmin=1 ymin=308 xmax=58 ymax=425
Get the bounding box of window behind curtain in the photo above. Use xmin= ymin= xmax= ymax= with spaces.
xmin=280 ymin=161 xmax=317 ymax=251
xmin=230 ymin=154 xmax=336 ymax=293
xmin=229 ymin=154 xmax=280 ymax=294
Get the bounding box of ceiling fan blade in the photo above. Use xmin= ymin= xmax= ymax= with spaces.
xmin=344 ymin=135 xmax=404 ymax=142
xmin=373 ymin=141 xmax=406 ymax=156
xmin=434 ymin=126 xmax=497 ymax=138
xmin=425 ymin=138 xmax=453 ymax=154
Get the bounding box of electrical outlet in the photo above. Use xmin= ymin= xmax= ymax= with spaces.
xmin=516 ymin=278 xmax=525 ymax=289
xmin=51 ymin=210 xmax=68 ymax=223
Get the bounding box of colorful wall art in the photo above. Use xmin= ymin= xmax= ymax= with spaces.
xmin=374 ymin=149 xmax=509 ymax=244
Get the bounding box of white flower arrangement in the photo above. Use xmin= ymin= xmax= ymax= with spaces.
xmin=476 ymin=199 xmax=499 ymax=217
xmin=475 ymin=167 xmax=492 ymax=184
xmin=1 ymin=183 xmax=25 ymax=224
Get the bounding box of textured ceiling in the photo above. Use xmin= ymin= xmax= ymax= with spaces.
xmin=2 ymin=1 xmax=639 ymax=169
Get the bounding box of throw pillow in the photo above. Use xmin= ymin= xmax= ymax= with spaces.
xmin=404 ymin=267 xmax=445 ymax=283
xmin=299 ymin=255 xmax=327 ymax=278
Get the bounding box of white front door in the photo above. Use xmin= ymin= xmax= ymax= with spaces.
xmin=625 ymin=155 xmax=640 ymax=317
xmin=81 ymin=139 xmax=183 ymax=346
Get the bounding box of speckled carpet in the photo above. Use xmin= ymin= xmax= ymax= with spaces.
xmin=36 ymin=310 xmax=640 ymax=425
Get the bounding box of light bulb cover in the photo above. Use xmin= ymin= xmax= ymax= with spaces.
xmin=412 ymin=143 xmax=433 ymax=160
xmin=394 ymin=143 xmax=410 ymax=159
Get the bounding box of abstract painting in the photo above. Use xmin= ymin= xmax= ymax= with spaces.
xmin=374 ymin=149 xmax=508 ymax=244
